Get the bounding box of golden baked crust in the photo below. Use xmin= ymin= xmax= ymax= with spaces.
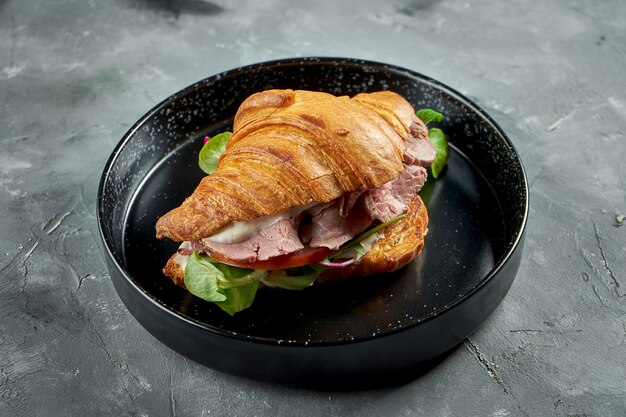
xmin=163 ymin=195 xmax=428 ymax=287
xmin=163 ymin=255 xmax=185 ymax=287
xmin=156 ymin=89 xmax=426 ymax=242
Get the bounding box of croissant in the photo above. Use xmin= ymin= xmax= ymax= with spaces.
xmin=156 ymin=89 xmax=425 ymax=242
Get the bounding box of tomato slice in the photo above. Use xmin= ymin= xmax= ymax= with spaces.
xmin=208 ymin=246 xmax=332 ymax=270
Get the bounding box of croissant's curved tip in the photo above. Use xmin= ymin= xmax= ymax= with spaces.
xmin=155 ymin=225 xmax=167 ymax=240
xmin=155 ymin=220 xmax=174 ymax=240
xmin=155 ymin=210 xmax=184 ymax=241
xmin=155 ymin=200 xmax=227 ymax=242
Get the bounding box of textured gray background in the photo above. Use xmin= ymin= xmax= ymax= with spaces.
xmin=1 ymin=0 xmax=625 ymax=416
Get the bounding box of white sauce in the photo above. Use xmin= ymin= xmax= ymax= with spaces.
xmin=174 ymin=241 xmax=192 ymax=271
xmin=205 ymin=202 xmax=316 ymax=243
xmin=174 ymin=252 xmax=189 ymax=271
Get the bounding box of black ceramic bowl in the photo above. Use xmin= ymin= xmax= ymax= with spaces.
xmin=97 ymin=57 xmax=528 ymax=387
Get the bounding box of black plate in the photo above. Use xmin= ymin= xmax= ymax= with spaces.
xmin=97 ymin=57 xmax=528 ymax=387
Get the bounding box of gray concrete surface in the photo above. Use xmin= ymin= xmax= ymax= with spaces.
xmin=1 ymin=0 xmax=625 ymax=416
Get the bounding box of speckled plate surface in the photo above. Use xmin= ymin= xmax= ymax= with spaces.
xmin=97 ymin=57 xmax=528 ymax=386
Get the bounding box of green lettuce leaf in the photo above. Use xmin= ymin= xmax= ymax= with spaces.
xmin=216 ymin=281 xmax=259 ymax=316
xmin=428 ymin=128 xmax=449 ymax=179
xmin=198 ymin=131 xmax=232 ymax=175
xmin=184 ymin=252 xmax=266 ymax=316
xmin=184 ymin=252 xmax=322 ymax=314
xmin=416 ymin=108 xmax=443 ymax=125
xmin=262 ymin=267 xmax=319 ymax=290
xmin=184 ymin=252 xmax=227 ymax=302
xmin=353 ymin=243 xmax=366 ymax=255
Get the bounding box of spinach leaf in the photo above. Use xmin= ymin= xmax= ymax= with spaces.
xmin=353 ymin=243 xmax=366 ymax=255
xmin=416 ymin=108 xmax=443 ymax=125
xmin=428 ymin=128 xmax=450 ymax=179
xmin=198 ymin=131 xmax=232 ymax=174
xmin=262 ymin=267 xmax=319 ymax=290
xmin=216 ymin=281 xmax=259 ymax=316
xmin=184 ymin=252 xmax=227 ymax=302
xmin=184 ymin=252 xmax=266 ymax=316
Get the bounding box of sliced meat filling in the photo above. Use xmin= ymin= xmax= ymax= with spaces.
xmin=403 ymin=121 xmax=436 ymax=167
xmin=301 ymin=198 xmax=373 ymax=250
xmin=361 ymin=164 xmax=427 ymax=223
xmin=337 ymin=187 xmax=366 ymax=217
xmin=193 ymin=217 xmax=303 ymax=263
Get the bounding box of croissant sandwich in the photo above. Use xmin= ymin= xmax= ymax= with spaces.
xmin=156 ymin=89 xmax=447 ymax=315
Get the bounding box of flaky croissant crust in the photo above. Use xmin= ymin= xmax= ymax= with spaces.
xmin=156 ymin=89 xmax=424 ymax=242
